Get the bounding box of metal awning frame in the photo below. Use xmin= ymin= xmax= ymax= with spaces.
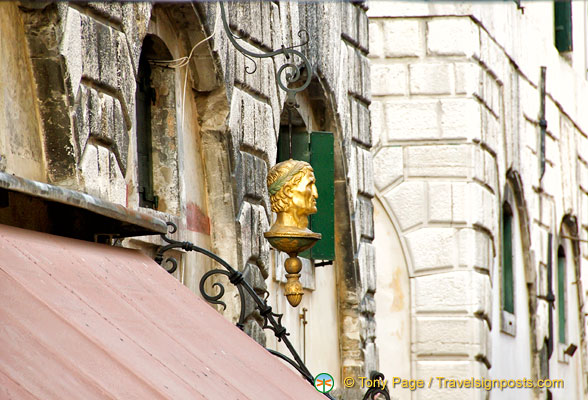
xmin=155 ymin=222 xmax=390 ymax=400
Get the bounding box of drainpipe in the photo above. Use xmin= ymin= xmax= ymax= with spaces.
xmin=539 ymin=67 xmax=547 ymax=182
xmin=546 ymin=233 xmax=554 ymax=359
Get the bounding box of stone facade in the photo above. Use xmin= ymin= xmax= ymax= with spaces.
xmin=2 ymin=2 xmax=375 ymax=398
xmin=370 ymin=2 xmax=588 ymax=399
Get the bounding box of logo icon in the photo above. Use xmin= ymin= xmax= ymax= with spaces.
xmin=314 ymin=372 xmax=334 ymax=393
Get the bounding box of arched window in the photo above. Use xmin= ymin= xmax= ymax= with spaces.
xmin=136 ymin=44 xmax=157 ymax=209
xmin=135 ymin=35 xmax=179 ymax=214
xmin=502 ymin=202 xmax=514 ymax=315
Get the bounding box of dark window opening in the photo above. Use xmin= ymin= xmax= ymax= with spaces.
xmin=502 ymin=203 xmax=514 ymax=314
xmin=136 ymin=52 xmax=157 ymax=209
xmin=557 ymin=246 xmax=566 ymax=344
xmin=554 ymin=0 xmax=573 ymax=53
xmin=136 ymin=35 xmax=174 ymax=210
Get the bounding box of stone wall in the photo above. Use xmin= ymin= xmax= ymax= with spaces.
xmin=12 ymin=2 xmax=376 ymax=397
xmin=370 ymin=2 xmax=588 ymax=398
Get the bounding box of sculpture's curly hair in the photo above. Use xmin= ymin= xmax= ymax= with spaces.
xmin=267 ymin=160 xmax=313 ymax=213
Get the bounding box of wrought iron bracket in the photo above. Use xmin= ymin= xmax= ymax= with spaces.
xmin=219 ymin=2 xmax=312 ymax=107
xmin=155 ymin=222 xmax=335 ymax=399
xmin=362 ymin=371 xmax=391 ymax=400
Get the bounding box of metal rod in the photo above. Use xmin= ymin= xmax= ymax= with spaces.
xmin=288 ymin=106 xmax=293 ymax=159
xmin=539 ymin=66 xmax=547 ymax=181
xmin=155 ymin=222 xmax=320 ymax=393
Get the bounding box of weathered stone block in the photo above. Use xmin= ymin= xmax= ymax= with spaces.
xmin=357 ymin=196 xmax=374 ymax=240
xmin=373 ymin=146 xmax=403 ymax=191
xmin=382 ymin=18 xmax=422 ymax=58
xmin=414 ymin=316 xmax=487 ymax=357
xmin=350 ymin=98 xmax=371 ymax=146
xmin=384 ymin=181 xmax=426 ymax=231
xmin=80 ymin=14 xmax=134 ymax=112
xmin=85 ymin=2 xmax=122 ymax=24
xmin=427 ymin=17 xmax=479 ymax=57
xmin=370 ymin=100 xmax=384 ymax=147
xmin=74 ymin=85 xmax=129 ymax=175
xmin=385 ymin=101 xmax=439 ymax=141
xmin=413 ymin=270 xmax=490 ymax=316
xmin=479 ymin=29 xmax=505 ymax=83
xmin=414 ymin=360 xmax=488 ymax=400
xmin=457 ymin=227 xmax=492 ymax=272
xmin=243 ymin=317 xmax=266 ymax=347
xmin=61 ymin=7 xmax=82 ymax=99
xmin=20 ymin=2 xmax=64 ymax=57
xmin=481 ymin=108 xmax=501 ymax=154
xmin=406 ymin=144 xmax=472 ymax=178
xmin=483 ymin=150 xmax=498 ymax=193
xmin=405 ymin=227 xmax=458 ymax=271
xmin=358 ymin=8 xmax=369 ymax=52
xmin=409 ymin=63 xmax=451 ymax=95
xmin=372 ymin=63 xmax=406 ymax=96
xmin=468 ymin=183 xmax=496 ymax=235
xmin=80 ymin=143 xmax=125 ymax=205
xmin=238 ymin=201 xmax=253 ymax=270
xmin=368 ymin=20 xmax=384 ymax=58
xmin=363 ymin=149 xmax=375 ymax=197
xmin=479 ymin=69 xmax=501 ymax=116
xmin=341 ymin=2 xmax=359 ymax=45
xmin=455 ymin=62 xmax=480 ymax=95
xmin=440 ymin=99 xmax=482 ymax=140
xmin=428 ymin=182 xmax=452 ymax=223
xmin=121 ymin=2 xmax=151 ymax=75
xmin=29 ymin=56 xmax=76 ymax=184
xmin=362 ymin=242 xmax=376 ymax=294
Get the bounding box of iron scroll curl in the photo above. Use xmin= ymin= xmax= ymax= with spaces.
xmin=219 ymin=2 xmax=312 ymax=104
xmin=363 ymin=371 xmax=391 ymax=400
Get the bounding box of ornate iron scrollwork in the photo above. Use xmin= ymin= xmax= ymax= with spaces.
xmin=155 ymin=222 xmax=335 ymax=399
xmin=219 ymin=2 xmax=312 ymax=106
xmin=362 ymin=371 xmax=391 ymax=400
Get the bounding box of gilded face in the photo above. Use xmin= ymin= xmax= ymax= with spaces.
xmin=290 ymin=168 xmax=318 ymax=215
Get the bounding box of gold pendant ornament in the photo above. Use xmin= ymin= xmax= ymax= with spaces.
xmin=264 ymin=159 xmax=321 ymax=307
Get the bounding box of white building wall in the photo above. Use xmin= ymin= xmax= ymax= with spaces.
xmin=369 ymin=1 xmax=588 ymax=399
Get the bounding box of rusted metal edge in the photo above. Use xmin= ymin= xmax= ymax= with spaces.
xmin=0 ymin=172 xmax=167 ymax=236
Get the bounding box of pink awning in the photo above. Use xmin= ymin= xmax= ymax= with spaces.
xmin=0 ymin=224 xmax=325 ymax=399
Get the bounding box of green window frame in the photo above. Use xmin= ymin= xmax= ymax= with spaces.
xmin=502 ymin=204 xmax=514 ymax=314
xmin=554 ymin=0 xmax=573 ymax=52
xmin=277 ymin=130 xmax=334 ymax=260
xmin=557 ymin=246 xmax=566 ymax=344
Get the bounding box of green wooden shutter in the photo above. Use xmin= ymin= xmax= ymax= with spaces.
xmin=554 ymin=0 xmax=573 ymax=52
xmin=557 ymin=248 xmax=566 ymax=344
xmin=308 ymin=131 xmax=334 ymax=260
xmin=276 ymin=129 xmax=334 ymax=261
xmin=277 ymin=129 xmax=310 ymax=163
xmin=502 ymin=208 xmax=514 ymax=313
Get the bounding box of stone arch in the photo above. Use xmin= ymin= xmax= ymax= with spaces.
xmin=497 ymin=169 xmax=538 ymax=385
xmin=555 ymin=214 xmax=586 ymax=397
xmin=505 ymin=170 xmax=535 ymax=291
xmin=373 ymin=193 xmax=412 ymax=387
xmin=132 ymin=5 xmax=240 ymax=309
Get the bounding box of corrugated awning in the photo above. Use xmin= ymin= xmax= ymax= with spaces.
xmin=0 ymin=224 xmax=325 ymax=399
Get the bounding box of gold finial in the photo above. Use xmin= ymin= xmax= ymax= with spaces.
xmin=264 ymin=159 xmax=321 ymax=307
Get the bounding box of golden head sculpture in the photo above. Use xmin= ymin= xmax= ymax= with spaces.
xmin=264 ymin=159 xmax=322 ymax=307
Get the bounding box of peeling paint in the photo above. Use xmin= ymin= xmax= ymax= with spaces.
xmin=186 ymin=201 xmax=210 ymax=235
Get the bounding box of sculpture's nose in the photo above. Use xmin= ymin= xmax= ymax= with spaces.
xmin=312 ymin=184 xmax=318 ymax=199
